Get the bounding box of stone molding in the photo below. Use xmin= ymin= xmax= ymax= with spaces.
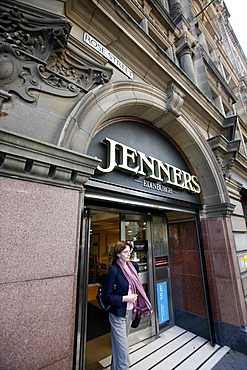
xmin=200 ymin=202 xmax=235 ymax=219
xmin=176 ymin=30 xmax=198 ymax=53
xmin=149 ymin=0 xmax=178 ymax=31
xmin=0 ymin=89 xmax=12 ymax=109
xmin=207 ymin=134 xmax=241 ymax=181
xmin=130 ymin=0 xmax=177 ymax=39
xmin=170 ymin=1 xmax=182 ymax=22
xmin=226 ymin=177 xmax=245 ymax=203
xmin=0 ymin=1 xmax=112 ymax=105
xmin=201 ymin=46 xmax=237 ymax=103
xmin=0 ymin=129 xmax=100 ymax=189
xmin=166 ymin=82 xmax=185 ymax=117
xmin=56 ymin=80 xmax=187 ymax=149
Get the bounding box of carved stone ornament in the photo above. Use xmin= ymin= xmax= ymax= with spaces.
xmin=170 ymin=1 xmax=182 ymax=22
xmin=215 ymin=154 xmax=234 ymax=181
xmin=165 ymin=83 xmax=185 ymax=116
xmin=0 ymin=2 xmax=112 ymax=104
xmin=208 ymin=134 xmax=241 ymax=181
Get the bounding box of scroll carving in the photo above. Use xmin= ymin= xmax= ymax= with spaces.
xmin=166 ymin=83 xmax=185 ymax=117
xmin=0 ymin=2 xmax=112 ymax=104
xmin=215 ymin=154 xmax=234 ymax=180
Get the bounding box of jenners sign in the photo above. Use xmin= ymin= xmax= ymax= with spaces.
xmin=96 ymin=138 xmax=201 ymax=194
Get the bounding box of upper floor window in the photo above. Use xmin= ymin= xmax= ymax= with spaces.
xmin=158 ymin=0 xmax=170 ymax=13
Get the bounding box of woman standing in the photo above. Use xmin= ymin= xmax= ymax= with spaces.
xmin=102 ymin=241 xmax=153 ymax=370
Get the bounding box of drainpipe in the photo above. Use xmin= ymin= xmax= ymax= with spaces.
xmin=195 ymin=209 xmax=216 ymax=346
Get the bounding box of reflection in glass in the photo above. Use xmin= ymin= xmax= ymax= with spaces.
xmin=125 ymin=219 xmax=148 ymax=272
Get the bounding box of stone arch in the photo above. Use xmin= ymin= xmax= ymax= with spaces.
xmin=57 ymin=80 xmax=229 ymax=209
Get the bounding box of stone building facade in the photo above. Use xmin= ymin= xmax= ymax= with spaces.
xmin=0 ymin=0 xmax=246 ymax=369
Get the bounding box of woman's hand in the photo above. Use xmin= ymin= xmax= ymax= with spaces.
xmin=122 ymin=294 xmax=138 ymax=303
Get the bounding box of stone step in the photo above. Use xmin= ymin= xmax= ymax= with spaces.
xmin=99 ymin=326 xmax=229 ymax=370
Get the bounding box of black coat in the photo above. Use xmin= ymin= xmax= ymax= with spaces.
xmin=102 ymin=261 xmax=139 ymax=317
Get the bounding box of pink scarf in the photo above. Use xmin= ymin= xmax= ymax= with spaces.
xmin=116 ymin=259 xmax=153 ymax=318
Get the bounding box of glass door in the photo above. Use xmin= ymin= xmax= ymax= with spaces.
xmin=121 ymin=213 xmax=156 ymax=343
xmin=152 ymin=216 xmax=173 ymax=331
xmin=82 ymin=208 xmax=172 ymax=369
xmin=86 ymin=209 xmax=120 ymax=369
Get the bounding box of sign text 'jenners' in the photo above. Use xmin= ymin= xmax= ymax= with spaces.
xmin=96 ymin=137 xmax=201 ymax=194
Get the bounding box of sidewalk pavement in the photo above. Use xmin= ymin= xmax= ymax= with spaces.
xmin=212 ymin=349 xmax=247 ymax=369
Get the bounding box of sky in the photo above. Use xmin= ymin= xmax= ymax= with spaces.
xmin=224 ymin=0 xmax=247 ymax=56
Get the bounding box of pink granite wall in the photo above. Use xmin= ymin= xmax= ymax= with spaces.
xmin=169 ymin=220 xmax=207 ymax=317
xmin=169 ymin=217 xmax=247 ymax=328
xmin=201 ymin=217 xmax=247 ymax=327
xmin=0 ymin=177 xmax=81 ymax=369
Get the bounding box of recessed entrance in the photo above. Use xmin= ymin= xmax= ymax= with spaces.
xmin=84 ymin=207 xmax=173 ymax=369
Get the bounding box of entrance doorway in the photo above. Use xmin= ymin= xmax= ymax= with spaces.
xmin=84 ymin=207 xmax=173 ymax=369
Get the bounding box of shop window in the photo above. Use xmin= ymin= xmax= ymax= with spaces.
xmin=159 ymin=0 xmax=170 ymax=13
xmin=243 ymin=135 xmax=247 ymax=157
xmin=149 ymin=28 xmax=171 ymax=53
xmin=140 ymin=17 xmax=149 ymax=33
xmin=116 ymin=0 xmax=143 ymax=25
xmin=222 ymin=101 xmax=231 ymax=117
xmin=89 ymin=210 xmax=120 ymax=285
xmin=211 ymin=89 xmax=223 ymax=113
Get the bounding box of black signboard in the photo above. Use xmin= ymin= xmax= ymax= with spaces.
xmin=87 ymin=120 xmax=201 ymax=205
xmin=133 ymin=240 xmax=148 ymax=252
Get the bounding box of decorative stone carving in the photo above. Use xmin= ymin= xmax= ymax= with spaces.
xmin=165 ymin=83 xmax=185 ymax=116
xmin=0 ymin=89 xmax=12 ymax=109
xmin=215 ymin=154 xmax=234 ymax=180
xmin=0 ymin=4 xmax=71 ymax=61
xmin=170 ymin=1 xmax=182 ymax=22
xmin=0 ymin=2 xmax=112 ymax=105
xmin=177 ymin=30 xmax=198 ymax=49
xmin=47 ymin=49 xmax=112 ymax=92
xmin=208 ymin=134 xmax=241 ymax=181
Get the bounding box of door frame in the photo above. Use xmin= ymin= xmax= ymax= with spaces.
xmin=74 ymin=202 xmax=201 ymax=369
xmin=120 ymin=212 xmax=158 ymax=342
xmin=74 ymin=208 xmax=91 ymax=370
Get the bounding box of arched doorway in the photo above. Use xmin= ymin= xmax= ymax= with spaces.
xmin=67 ymin=81 xmax=240 ymax=369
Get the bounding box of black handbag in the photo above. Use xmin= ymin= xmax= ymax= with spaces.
xmin=131 ymin=312 xmax=141 ymax=328
xmin=96 ymin=285 xmax=111 ymax=311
